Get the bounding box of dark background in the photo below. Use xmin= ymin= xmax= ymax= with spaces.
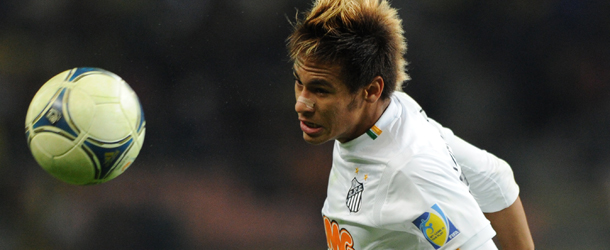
xmin=0 ymin=0 xmax=609 ymax=249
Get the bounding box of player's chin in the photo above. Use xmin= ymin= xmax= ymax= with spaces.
xmin=302 ymin=132 xmax=330 ymax=145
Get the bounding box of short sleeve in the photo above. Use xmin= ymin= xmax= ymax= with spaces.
xmin=428 ymin=118 xmax=520 ymax=212
xmin=378 ymin=154 xmax=496 ymax=249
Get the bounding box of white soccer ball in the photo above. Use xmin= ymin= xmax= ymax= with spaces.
xmin=25 ymin=68 xmax=146 ymax=185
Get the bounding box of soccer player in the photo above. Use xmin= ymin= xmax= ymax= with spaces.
xmin=287 ymin=0 xmax=535 ymax=249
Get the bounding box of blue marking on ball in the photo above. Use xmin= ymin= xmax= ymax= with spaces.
xmin=32 ymin=88 xmax=79 ymax=138
xmin=83 ymin=138 xmax=134 ymax=180
xmin=68 ymin=67 xmax=100 ymax=82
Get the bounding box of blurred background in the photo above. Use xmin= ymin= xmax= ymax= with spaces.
xmin=0 ymin=0 xmax=609 ymax=249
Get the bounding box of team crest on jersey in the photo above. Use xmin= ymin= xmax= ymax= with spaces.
xmin=346 ymin=178 xmax=364 ymax=213
xmin=412 ymin=204 xmax=460 ymax=249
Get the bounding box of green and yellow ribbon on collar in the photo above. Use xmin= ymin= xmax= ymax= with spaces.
xmin=366 ymin=125 xmax=382 ymax=140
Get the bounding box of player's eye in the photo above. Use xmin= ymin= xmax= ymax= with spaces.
xmin=314 ymin=88 xmax=328 ymax=94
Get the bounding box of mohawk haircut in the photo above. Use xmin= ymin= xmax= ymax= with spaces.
xmin=287 ymin=0 xmax=409 ymax=99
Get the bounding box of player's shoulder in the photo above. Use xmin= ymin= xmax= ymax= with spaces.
xmin=387 ymin=92 xmax=445 ymax=151
xmin=384 ymin=93 xmax=458 ymax=173
xmin=388 ymin=92 xmax=430 ymax=132
xmin=391 ymin=91 xmax=421 ymax=111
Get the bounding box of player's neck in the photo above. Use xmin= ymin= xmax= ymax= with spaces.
xmin=339 ymin=98 xmax=391 ymax=144
xmin=370 ymin=97 xmax=391 ymax=127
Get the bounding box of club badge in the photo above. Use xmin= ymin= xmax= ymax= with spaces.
xmin=346 ymin=178 xmax=364 ymax=213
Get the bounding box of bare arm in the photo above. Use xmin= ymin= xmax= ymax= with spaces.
xmin=484 ymin=196 xmax=535 ymax=250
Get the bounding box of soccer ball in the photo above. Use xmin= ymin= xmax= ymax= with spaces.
xmin=25 ymin=68 xmax=146 ymax=185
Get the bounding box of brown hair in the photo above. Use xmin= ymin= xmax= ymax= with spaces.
xmin=287 ymin=0 xmax=409 ymax=99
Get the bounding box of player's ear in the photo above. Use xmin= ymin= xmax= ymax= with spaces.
xmin=363 ymin=76 xmax=384 ymax=103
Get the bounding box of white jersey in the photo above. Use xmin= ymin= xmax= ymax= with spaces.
xmin=322 ymin=92 xmax=518 ymax=250
xmin=426 ymin=118 xmax=519 ymax=213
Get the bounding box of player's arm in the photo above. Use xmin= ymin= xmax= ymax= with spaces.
xmin=484 ymin=196 xmax=534 ymax=249
xmin=427 ymin=118 xmax=535 ymax=249
xmin=448 ymin=137 xmax=520 ymax=212
xmin=428 ymin=118 xmax=520 ymax=211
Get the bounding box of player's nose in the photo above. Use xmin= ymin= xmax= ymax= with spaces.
xmin=295 ymin=96 xmax=315 ymax=113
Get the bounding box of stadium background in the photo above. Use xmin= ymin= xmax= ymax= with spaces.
xmin=0 ymin=0 xmax=609 ymax=249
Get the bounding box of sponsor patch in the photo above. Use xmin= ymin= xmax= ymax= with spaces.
xmin=323 ymin=216 xmax=354 ymax=250
xmin=412 ymin=204 xmax=460 ymax=249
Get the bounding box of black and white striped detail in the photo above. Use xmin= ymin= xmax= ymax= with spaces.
xmin=346 ymin=178 xmax=364 ymax=213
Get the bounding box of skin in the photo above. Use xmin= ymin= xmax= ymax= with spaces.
xmin=293 ymin=58 xmax=390 ymax=145
xmin=484 ymin=196 xmax=535 ymax=250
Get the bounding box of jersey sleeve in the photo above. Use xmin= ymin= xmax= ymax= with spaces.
xmin=428 ymin=118 xmax=520 ymax=213
xmin=379 ymin=154 xmax=496 ymax=249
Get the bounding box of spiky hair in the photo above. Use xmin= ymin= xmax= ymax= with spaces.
xmin=287 ymin=0 xmax=409 ymax=99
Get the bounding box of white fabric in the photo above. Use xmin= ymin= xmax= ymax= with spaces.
xmin=426 ymin=119 xmax=519 ymax=212
xmin=321 ymin=92 xmax=510 ymax=249
xmin=470 ymin=239 xmax=498 ymax=250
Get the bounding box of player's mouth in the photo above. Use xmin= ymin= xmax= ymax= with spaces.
xmin=300 ymin=120 xmax=323 ymax=135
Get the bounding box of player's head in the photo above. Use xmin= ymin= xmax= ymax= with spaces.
xmin=287 ymin=0 xmax=409 ymax=100
xmin=288 ymin=0 xmax=408 ymax=145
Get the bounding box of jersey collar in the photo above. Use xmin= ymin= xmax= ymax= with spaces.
xmin=339 ymin=93 xmax=400 ymax=149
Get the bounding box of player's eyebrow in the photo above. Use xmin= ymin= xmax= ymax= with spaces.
xmin=292 ymin=69 xmax=334 ymax=89
xmin=307 ymin=79 xmax=333 ymax=89
xmin=292 ymin=69 xmax=302 ymax=84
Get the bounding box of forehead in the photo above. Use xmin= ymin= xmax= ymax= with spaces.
xmin=293 ymin=58 xmax=344 ymax=86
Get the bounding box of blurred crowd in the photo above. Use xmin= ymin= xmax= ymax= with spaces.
xmin=0 ymin=0 xmax=608 ymax=249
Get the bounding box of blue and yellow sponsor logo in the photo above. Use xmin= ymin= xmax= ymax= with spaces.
xmin=412 ymin=204 xmax=460 ymax=249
